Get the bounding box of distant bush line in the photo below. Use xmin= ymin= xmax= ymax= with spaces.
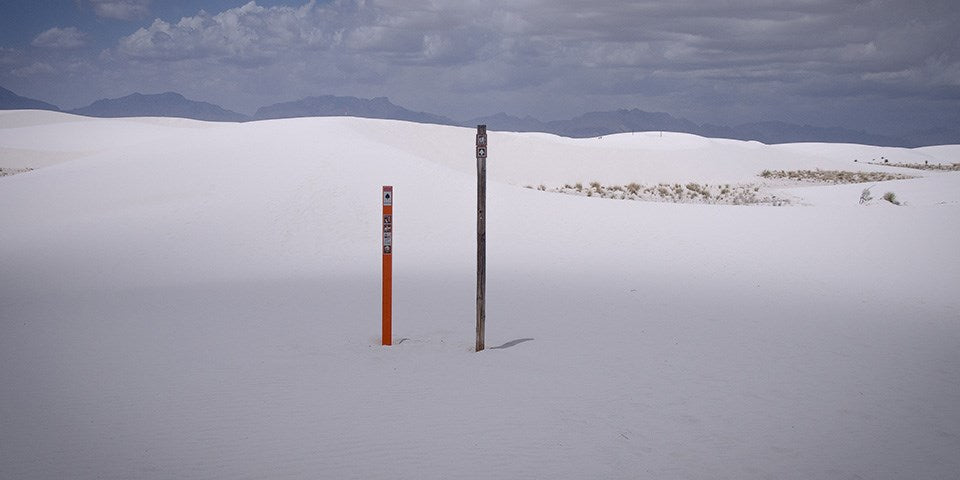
xmin=526 ymin=181 xmax=788 ymax=206
xmin=759 ymin=169 xmax=912 ymax=184
xmin=0 ymin=167 xmax=34 ymax=177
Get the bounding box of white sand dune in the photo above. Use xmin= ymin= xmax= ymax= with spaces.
xmin=2 ymin=110 xmax=958 ymax=479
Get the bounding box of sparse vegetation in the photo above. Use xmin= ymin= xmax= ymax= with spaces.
xmin=537 ymin=181 xmax=789 ymax=206
xmin=759 ymin=169 xmax=912 ymax=184
xmin=862 ymin=161 xmax=960 ymax=171
xmin=0 ymin=167 xmax=34 ymax=177
xmin=529 ymin=165 xmax=924 ymax=206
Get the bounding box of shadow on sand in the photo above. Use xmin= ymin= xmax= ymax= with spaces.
xmin=490 ymin=338 xmax=535 ymax=350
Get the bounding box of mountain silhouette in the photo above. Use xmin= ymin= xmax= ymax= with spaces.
xmin=71 ymin=92 xmax=248 ymax=122
xmin=255 ymin=95 xmax=454 ymax=126
xmin=4 ymin=86 xmax=955 ymax=146
xmin=0 ymin=86 xmax=60 ymax=111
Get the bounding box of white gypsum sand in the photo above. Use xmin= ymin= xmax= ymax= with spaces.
xmin=1 ymin=110 xmax=959 ymax=480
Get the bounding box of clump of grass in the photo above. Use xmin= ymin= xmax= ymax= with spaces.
xmin=883 ymin=191 xmax=901 ymax=205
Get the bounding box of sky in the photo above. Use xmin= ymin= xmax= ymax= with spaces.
xmin=1 ymin=0 xmax=959 ymax=134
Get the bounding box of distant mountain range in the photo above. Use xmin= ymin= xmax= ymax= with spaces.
xmin=70 ymin=92 xmax=247 ymax=122
xmin=465 ymin=110 xmax=916 ymax=147
xmin=1 ymin=86 xmax=60 ymax=111
xmin=466 ymin=109 xmax=700 ymax=139
xmin=254 ymin=95 xmax=455 ymax=125
xmin=2 ymin=85 xmax=957 ymax=147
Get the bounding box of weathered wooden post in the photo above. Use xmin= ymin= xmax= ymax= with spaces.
xmin=476 ymin=126 xmax=487 ymax=352
xmin=382 ymin=186 xmax=393 ymax=346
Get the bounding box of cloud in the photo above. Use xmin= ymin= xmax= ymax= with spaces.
xmin=12 ymin=62 xmax=55 ymax=77
xmin=111 ymin=0 xmax=488 ymax=66
xmin=88 ymin=0 xmax=151 ymax=20
xmin=113 ymin=1 xmax=346 ymax=63
xmin=78 ymin=0 xmax=960 ymax=131
xmin=0 ymin=47 xmax=21 ymax=65
xmin=32 ymin=27 xmax=89 ymax=49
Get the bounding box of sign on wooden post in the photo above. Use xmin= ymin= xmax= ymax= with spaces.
xmin=476 ymin=126 xmax=486 ymax=352
xmin=382 ymin=186 xmax=393 ymax=346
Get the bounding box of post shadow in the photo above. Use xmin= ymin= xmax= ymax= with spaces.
xmin=489 ymin=338 xmax=535 ymax=350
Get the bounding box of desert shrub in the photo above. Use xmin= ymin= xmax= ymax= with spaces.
xmin=883 ymin=191 xmax=900 ymax=205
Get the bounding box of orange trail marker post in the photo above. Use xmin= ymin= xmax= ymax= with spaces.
xmin=382 ymin=186 xmax=393 ymax=346
xmin=476 ymin=125 xmax=486 ymax=352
